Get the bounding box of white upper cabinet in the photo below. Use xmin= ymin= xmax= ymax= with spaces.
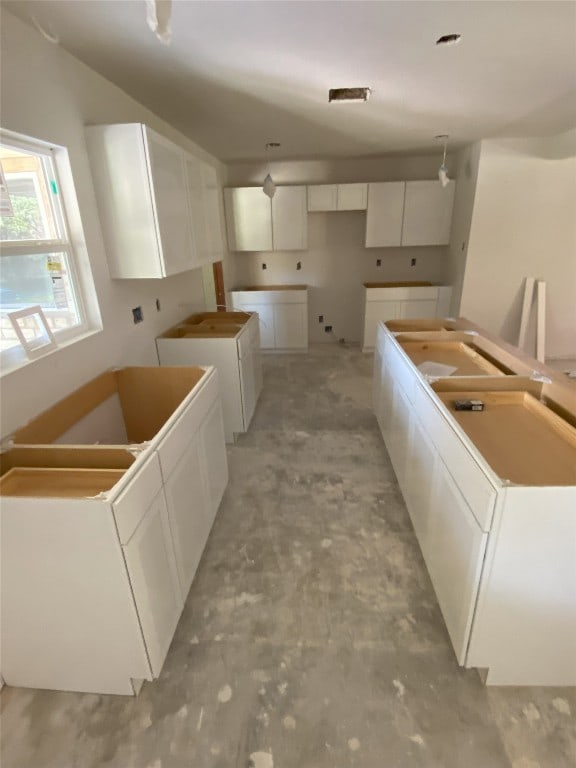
xmin=86 ymin=124 xmax=224 ymax=278
xmin=307 ymin=184 xmax=338 ymax=211
xmin=365 ymin=182 xmax=405 ymax=247
xmin=402 ymin=180 xmax=455 ymax=246
xmin=272 ymin=186 xmax=307 ymax=250
xmin=224 ymin=187 xmax=272 ymax=251
xmin=337 ymin=183 xmax=367 ymax=210
xmin=307 ymin=183 xmax=367 ymax=211
xmin=224 ymin=186 xmax=307 ymax=251
xmin=86 ymin=124 xmax=189 ymax=278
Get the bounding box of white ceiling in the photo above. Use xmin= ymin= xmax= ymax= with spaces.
xmin=5 ymin=1 xmax=576 ymax=162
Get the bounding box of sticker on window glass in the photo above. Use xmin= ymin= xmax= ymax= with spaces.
xmin=8 ymin=305 xmax=58 ymax=358
xmin=0 ymin=162 xmax=14 ymax=217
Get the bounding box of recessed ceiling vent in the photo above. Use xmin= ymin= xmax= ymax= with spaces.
xmin=436 ymin=33 xmax=461 ymax=46
xmin=328 ymin=87 xmax=371 ymax=104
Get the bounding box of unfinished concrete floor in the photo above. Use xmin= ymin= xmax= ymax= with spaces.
xmin=1 ymin=345 xmax=575 ymax=768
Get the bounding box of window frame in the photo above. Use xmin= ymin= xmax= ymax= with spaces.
xmin=0 ymin=131 xmax=91 ymax=370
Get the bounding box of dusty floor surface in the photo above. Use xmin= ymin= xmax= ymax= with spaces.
xmin=1 ymin=345 xmax=575 ymax=768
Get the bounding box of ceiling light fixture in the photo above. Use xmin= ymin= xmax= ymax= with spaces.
xmin=436 ymin=134 xmax=451 ymax=187
xmin=328 ymin=87 xmax=371 ymax=103
xmin=436 ymin=33 xmax=461 ymax=46
xmin=263 ymin=142 xmax=280 ymax=199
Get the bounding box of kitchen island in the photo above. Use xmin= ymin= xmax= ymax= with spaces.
xmin=373 ymin=317 xmax=576 ymax=685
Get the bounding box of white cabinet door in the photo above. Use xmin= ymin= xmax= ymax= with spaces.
xmin=337 ymin=183 xmax=367 ymax=210
xmin=402 ymin=180 xmax=455 ymax=246
xmin=122 ymin=489 xmax=182 ymax=676
xmin=365 ymin=182 xmax=405 ymax=247
xmin=163 ymin=433 xmax=211 ymax=601
xmin=199 ymin=401 xmax=229 ymax=529
xmin=307 ymin=184 xmax=338 ymax=211
xmin=363 ymin=300 xmax=399 ymax=349
xmin=388 ymin=380 xmax=413 ymax=489
xmin=202 ymin=163 xmax=225 ymax=263
xmin=426 ymin=461 xmax=487 ymax=664
xmin=146 ymin=128 xmax=193 ymax=276
xmin=403 ymin=413 xmax=437 ymax=548
xmin=224 ymin=188 xmax=272 ymax=251
xmin=239 ymin=348 xmax=258 ymax=428
xmin=272 ymin=186 xmax=308 ymax=250
xmin=183 ymin=154 xmax=206 ymax=268
xmin=274 ymin=304 xmax=307 ymax=349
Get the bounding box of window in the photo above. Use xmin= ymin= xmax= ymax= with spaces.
xmin=0 ymin=134 xmax=88 ymax=369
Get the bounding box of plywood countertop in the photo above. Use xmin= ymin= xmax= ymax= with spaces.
xmin=364 ymin=281 xmax=433 ymax=288
xmin=237 ymin=284 xmax=308 ymax=291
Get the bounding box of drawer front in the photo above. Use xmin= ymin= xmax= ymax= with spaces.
xmin=414 ymin=385 xmax=497 ymax=531
xmin=113 ymin=452 xmax=164 ymax=544
xmin=155 ymin=370 xmax=219 ymax=480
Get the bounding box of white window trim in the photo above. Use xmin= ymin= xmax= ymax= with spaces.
xmin=1 ymin=129 xmax=100 ymax=376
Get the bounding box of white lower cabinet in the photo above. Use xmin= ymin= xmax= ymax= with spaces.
xmin=230 ymin=288 xmax=308 ymax=351
xmin=363 ymin=284 xmax=452 ymax=351
xmin=374 ymin=321 xmax=576 ymax=685
xmin=0 ymin=366 xmax=229 ymax=695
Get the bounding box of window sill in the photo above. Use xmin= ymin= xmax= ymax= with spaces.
xmin=0 ymin=327 xmax=103 ymax=379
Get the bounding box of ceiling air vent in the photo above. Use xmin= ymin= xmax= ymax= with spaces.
xmin=328 ymin=87 xmax=371 ymax=103
xmin=436 ymin=33 xmax=461 ymax=46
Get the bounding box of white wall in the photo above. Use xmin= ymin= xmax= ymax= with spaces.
xmin=460 ymin=134 xmax=576 ymax=358
xmin=0 ymin=10 xmax=227 ymax=438
xmin=227 ymin=156 xmax=454 ymax=344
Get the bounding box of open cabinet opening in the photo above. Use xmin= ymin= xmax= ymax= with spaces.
xmin=12 ymin=367 xmax=208 ymax=447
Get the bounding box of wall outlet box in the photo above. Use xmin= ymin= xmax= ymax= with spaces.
xmin=325 ymin=325 xmax=332 ymax=333
xmin=132 ymin=306 xmax=143 ymax=324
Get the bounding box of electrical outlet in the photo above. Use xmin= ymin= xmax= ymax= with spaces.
xmin=318 ymin=315 xmax=324 ymax=323
xmin=411 ymin=258 xmax=417 ymax=267
xmin=296 ymin=261 xmax=302 ymax=270
xmin=262 ymin=263 xmax=267 ymax=270
xmin=132 ymin=306 xmax=143 ymax=324
xmin=155 ymin=298 xmax=161 ymax=311
xmin=376 ymin=259 xmax=382 ymax=267
xmin=324 ymin=325 xmax=332 ymax=333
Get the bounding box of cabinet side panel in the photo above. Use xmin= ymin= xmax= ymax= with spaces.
xmin=86 ymin=125 xmax=162 ymax=279
xmin=467 ymin=486 xmax=576 ymax=685
xmin=1 ymin=497 xmax=150 ymax=694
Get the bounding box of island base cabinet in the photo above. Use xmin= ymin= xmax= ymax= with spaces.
xmin=374 ymin=321 xmax=576 ymax=685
